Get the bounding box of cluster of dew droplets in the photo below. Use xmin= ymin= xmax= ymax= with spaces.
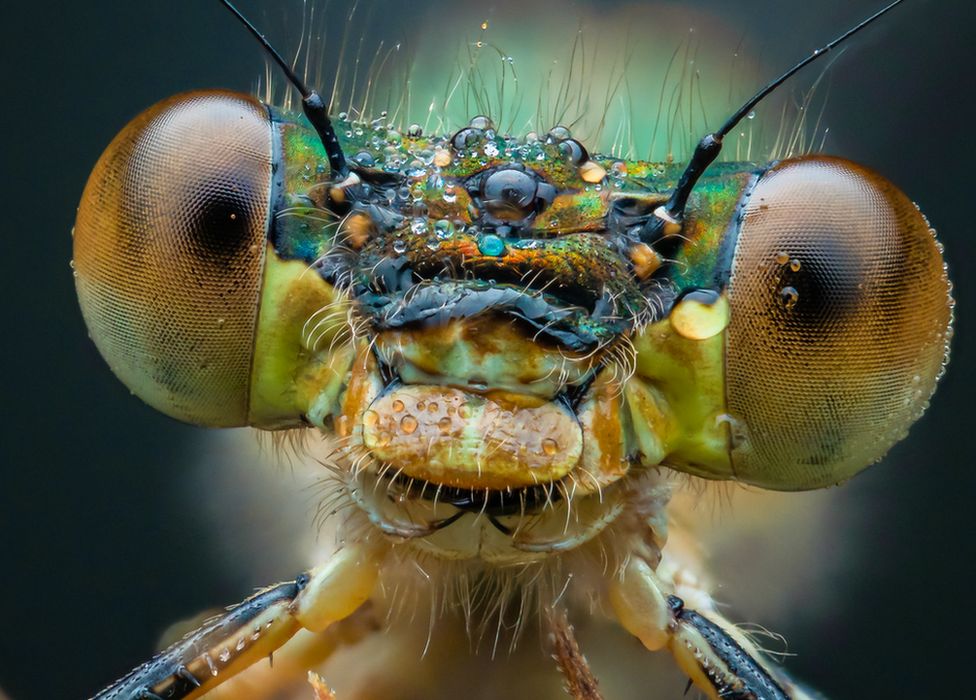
xmin=333 ymin=111 xmax=625 ymax=261
xmin=773 ymin=251 xmax=801 ymax=311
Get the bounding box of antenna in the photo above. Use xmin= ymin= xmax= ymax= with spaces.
xmin=641 ymin=0 xmax=906 ymax=242
xmin=219 ymin=0 xmax=349 ymax=179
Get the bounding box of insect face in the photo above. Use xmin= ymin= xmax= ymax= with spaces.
xmin=68 ymin=2 xmax=960 ymax=698
xmin=74 ymin=92 xmax=952 ymax=531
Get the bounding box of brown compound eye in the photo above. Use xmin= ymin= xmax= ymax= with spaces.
xmin=73 ymin=91 xmax=273 ymax=426
xmin=724 ymin=156 xmax=952 ymax=490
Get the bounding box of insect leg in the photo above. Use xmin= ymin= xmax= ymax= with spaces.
xmin=192 ymin=607 xmax=380 ymax=700
xmin=92 ymin=543 xmax=386 ymax=700
xmin=609 ymin=557 xmax=813 ymax=700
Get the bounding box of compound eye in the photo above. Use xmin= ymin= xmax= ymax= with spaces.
xmin=481 ymin=168 xmax=543 ymax=221
xmin=73 ymin=91 xmax=273 ymax=426
xmin=725 ymin=157 xmax=952 ymax=489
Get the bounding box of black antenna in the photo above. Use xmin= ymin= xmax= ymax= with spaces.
xmin=219 ymin=0 xmax=349 ymax=179
xmin=642 ymin=0 xmax=905 ymax=242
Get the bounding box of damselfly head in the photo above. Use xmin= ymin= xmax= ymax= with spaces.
xmin=72 ymin=0 xmax=951 ymax=517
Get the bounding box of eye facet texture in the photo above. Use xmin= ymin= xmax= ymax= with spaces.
xmin=74 ymin=91 xmax=273 ymax=426
xmin=725 ymin=157 xmax=952 ymax=489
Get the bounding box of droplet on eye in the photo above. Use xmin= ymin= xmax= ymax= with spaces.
xmin=779 ymin=286 xmax=799 ymax=310
xmin=391 ymin=399 xmax=405 ymax=413
xmin=542 ymin=438 xmax=558 ymax=456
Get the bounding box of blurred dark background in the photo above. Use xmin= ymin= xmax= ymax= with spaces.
xmin=1 ymin=1 xmax=973 ymax=698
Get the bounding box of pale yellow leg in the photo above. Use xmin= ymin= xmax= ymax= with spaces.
xmin=609 ymin=556 xmax=815 ymax=700
xmin=91 ymin=542 xmax=387 ymax=700
xmin=199 ymin=606 xmax=380 ymax=699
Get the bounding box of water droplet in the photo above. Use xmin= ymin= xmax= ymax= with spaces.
xmin=218 ymin=648 xmax=231 ymax=663
xmin=452 ymin=127 xmax=484 ymax=151
xmin=352 ymin=151 xmax=375 ymax=167
xmin=426 ymin=239 xmax=441 ymax=251
xmin=400 ymin=415 xmax=418 ymax=434
xmin=442 ymin=184 xmax=457 ymax=203
xmin=391 ymin=399 xmax=405 ymax=413
xmin=780 ymin=286 xmax=799 ymax=310
xmin=542 ymin=439 xmax=558 ymax=456
xmin=558 ymin=138 xmax=588 ymax=165
xmin=478 ymin=233 xmax=506 ymax=257
xmin=481 ymin=20 xmax=489 ymax=30
xmin=416 ymin=400 xmax=426 ymax=411
xmin=393 ymin=239 xmax=408 ymax=254
xmin=410 ymin=218 xmax=428 ymax=235
xmin=789 ymin=258 xmax=801 ymax=272
xmin=438 ymin=416 xmax=453 ymax=434
xmin=775 ymin=252 xmax=790 ymax=265
xmin=483 ymin=141 xmax=500 ymax=157
xmin=338 ymin=112 xmax=349 ymax=121
xmin=747 ymin=111 xmax=756 ymax=120
xmin=435 ymin=219 xmax=455 ymax=238
xmin=407 ymin=123 xmax=423 ymax=138
xmin=405 ymin=159 xmax=427 ymax=178
xmin=469 ymin=115 xmax=493 ymax=130
xmin=428 ymin=402 xmax=439 ymax=413
xmin=546 ymin=125 xmax=572 ymax=143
